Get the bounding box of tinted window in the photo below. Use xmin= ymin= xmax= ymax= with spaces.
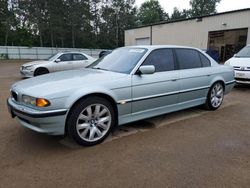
xmin=200 ymin=53 xmax=211 ymax=67
xmin=142 ymin=49 xmax=175 ymax=72
xmin=59 ymin=54 xmax=72 ymax=61
xmin=73 ymin=53 xmax=87 ymax=60
xmin=175 ymin=49 xmax=202 ymax=69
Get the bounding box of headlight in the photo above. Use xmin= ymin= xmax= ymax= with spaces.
xmin=23 ymin=65 xmax=34 ymax=70
xmin=22 ymin=95 xmax=50 ymax=107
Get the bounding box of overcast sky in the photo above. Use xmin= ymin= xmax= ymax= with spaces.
xmin=135 ymin=0 xmax=250 ymax=15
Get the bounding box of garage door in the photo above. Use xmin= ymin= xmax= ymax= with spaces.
xmin=135 ymin=37 xmax=150 ymax=45
xmin=208 ymin=28 xmax=248 ymax=62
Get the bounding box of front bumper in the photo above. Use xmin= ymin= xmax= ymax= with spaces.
xmin=7 ymin=98 xmax=68 ymax=135
xmin=20 ymin=68 xmax=34 ymax=78
xmin=234 ymin=70 xmax=250 ymax=84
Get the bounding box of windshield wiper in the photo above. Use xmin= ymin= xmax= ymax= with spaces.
xmin=92 ymin=67 xmax=109 ymax=71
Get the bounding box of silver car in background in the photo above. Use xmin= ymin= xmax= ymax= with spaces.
xmin=8 ymin=45 xmax=235 ymax=146
xmin=20 ymin=51 xmax=96 ymax=77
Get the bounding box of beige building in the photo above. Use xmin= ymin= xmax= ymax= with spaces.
xmin=125 ymin=8 xmax=250 ymax=62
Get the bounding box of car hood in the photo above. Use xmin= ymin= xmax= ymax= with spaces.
xmin=12 ymin=69 xmax=130 ymax=98
xmin=22 ymin=60 xmax=49 ymax=67
xmin=226 ymin=57 xmax=250 ymax=67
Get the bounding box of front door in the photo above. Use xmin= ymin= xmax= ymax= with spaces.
xmin=131 ymin=48 xmax=180 ymax=115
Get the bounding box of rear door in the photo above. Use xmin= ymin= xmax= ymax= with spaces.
xmin=131 ymin=48 xmax=180 ymax=115
xmin=175 ymin=48 xmax=213 ymax=103
xmin=72 ymin=53 xmax=90 ymax=69
xmin=53 ymin=53 xmax=74 ymax=71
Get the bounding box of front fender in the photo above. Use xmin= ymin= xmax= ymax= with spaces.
xmin=64 ymin=86 xmax=119 ymax=109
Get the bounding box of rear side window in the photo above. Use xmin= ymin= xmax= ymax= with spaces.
xmin=142 ymin=49 xmax=175 ymax=72
xmin=59 ymin=54 xmax=72 ymax=61
xmin=73 ymin=53 xmax=87 ymax=60
xmin=175 ymin=49 xmax=202 ymax=69
xmin=200 ymin=53 xmax=211 ymax=67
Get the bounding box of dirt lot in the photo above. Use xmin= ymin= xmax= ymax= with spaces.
xmin=1 ymin=60 xmax=250 ymax=188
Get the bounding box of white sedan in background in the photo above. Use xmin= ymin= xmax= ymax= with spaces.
xmin=225 ymin=45 xmax=250 ymax=84
xmin=20 ymin=52 xmax=96 ymax=77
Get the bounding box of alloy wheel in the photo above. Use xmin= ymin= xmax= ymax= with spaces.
xmin=210 ymin=83 xmax=224 ymax=108
xmin=76 ymin=104 xmax=111 ymax=142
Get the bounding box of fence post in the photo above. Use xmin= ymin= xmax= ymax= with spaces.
xmin=36 ymin=48 xmax=38 ymax=59
xmin=6 ymin=46 xmax=8 ymax=59
xmin=18 ymin=47 xmax=21 ymax=59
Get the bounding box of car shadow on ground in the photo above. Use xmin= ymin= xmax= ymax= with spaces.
xmin=12 ymin=118 xmax=156 ymax=151
xmin=234 ymin=83 xmax=250 ymax=90
xmin=10 ymin=103 xmax=216 ymax=151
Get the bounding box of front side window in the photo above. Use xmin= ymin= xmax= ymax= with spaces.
xmin=236 ymin=46 xmax=250 ymax=57
xmin=142 ymin=49 xmax=175 ymax=72
xmin=175 ymin=49 xmax=202 ymax=69
xmin=73 ymin=53 xmax=87 ymax=60
xmin=59 ymin=54 xmax=72 ymax=61
xmin=88 ymin=48 xmax=147 ymax=74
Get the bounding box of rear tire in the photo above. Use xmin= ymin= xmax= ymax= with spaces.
xmin=34 ymin=67 xmax=49 ymax=76
xmin=205 ymin=82 xmax=224 ymax=110
xmin=67 ymin=97 xmax=115 ymax=146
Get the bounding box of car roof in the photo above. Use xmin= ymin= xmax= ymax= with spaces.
xmin=125 ymin=45 xmax=201 ymax=51
xmin=57 ymin=51 xmax=87 ymax=54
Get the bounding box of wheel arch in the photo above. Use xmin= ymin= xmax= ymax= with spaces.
xmin=34 ymin=67 xmax=49 ymax=76
xmin=209 ymin=76 xmax=226 ymax=91
xmin=211 ymin=80 xmax=225 ymax=90
xmin=65 ymin=92 xmax=118 ymax=135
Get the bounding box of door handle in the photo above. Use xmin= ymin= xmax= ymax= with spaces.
xmin=207 ymin=74 xmax=211 ymax=77
xmin=171 ymin=79 xmax=177 ymax=82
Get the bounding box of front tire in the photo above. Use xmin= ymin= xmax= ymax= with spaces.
xmin=205 ymin=82 xmax=224 ymax=110
xmin=67 ymin=97 xmax=115 ymax=146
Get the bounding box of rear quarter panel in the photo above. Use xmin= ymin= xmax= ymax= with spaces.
xmin=209 ymin=64 xmax=235 ymax=94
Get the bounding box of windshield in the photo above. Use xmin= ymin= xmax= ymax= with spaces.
xmin=236 ymin=46 xmax=250 ymax=57
xmin=88 ymin=48 xmax=147 ymax=74
xmin=46 ymin=53 xmax=59 ymax=61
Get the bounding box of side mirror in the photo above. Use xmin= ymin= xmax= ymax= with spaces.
xmin=138 ymin=65 xmax=155 ymax=75
xmin=55 ymin=59 xmax=61 ymax=63
xmin=233 ymin=54 xmax=237 ymax=57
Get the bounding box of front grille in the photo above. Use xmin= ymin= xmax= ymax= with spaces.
xmin=11 ymin=90 xmax=18 ymax=101
xmin=234 ymin=66 xmax=250 ymax=71
xmin=235 ymin=77 xmax=250 ymax=82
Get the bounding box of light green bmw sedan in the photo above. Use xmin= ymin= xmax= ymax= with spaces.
xmin=7 ymin=45 xmax=235 ymax=146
